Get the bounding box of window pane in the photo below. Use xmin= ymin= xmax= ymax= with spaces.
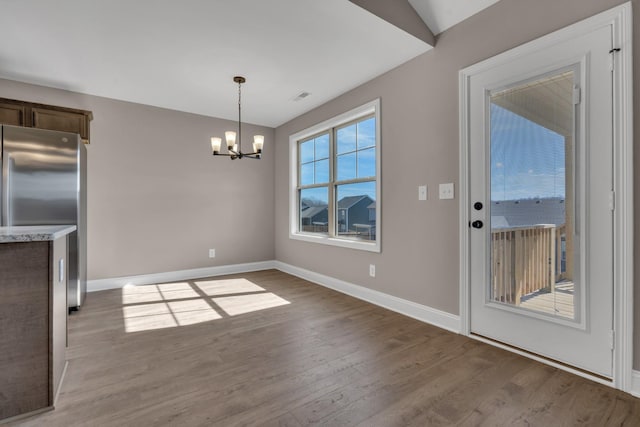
xmin=315 ymin=134 xmax=330 ymax=159
xmin=337 ymin=152 xmax=356 ymax=181
xmin=300 ymin=187 xmax=329 ymax=235
xmin=300 ymin=162 xmax=314 ymax=185
xmin=300 ymin=140 xmax=314 ymax=163
xmin=315 ymin=159 xmax=329 ymax=184
xmin=336 ymin=181 xmax=376 ymax=241
xmin=337 ymin=124 xmax=357 ymax=154
xmin=489 ymin=70 xmax=575 ymax=320
xmin=357 ymin=117 xmax=375 ymax=149
xmin=294 ymin=104 xmax=379 ymax=249
xmin=357 ymin=147 xmax=375 ymax=178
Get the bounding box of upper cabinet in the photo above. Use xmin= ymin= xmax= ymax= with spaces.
xmin=0 ymin=98 xmax=93 ymax=144
xmin=0 ymin=101 xmax=27 ymax=126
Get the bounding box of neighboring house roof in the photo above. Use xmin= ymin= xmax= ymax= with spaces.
xmin=338 ymin=195 xmax=373 ymax=209
xmin=300 ymin=205 xmax=327 ymax=219
xmin=491 ymin=216 xmax=510 ymax=228
xmin=367 ymin=202 xmax=376 ymax=210
xmin=491 ymin=197 xmax=565 ymax=228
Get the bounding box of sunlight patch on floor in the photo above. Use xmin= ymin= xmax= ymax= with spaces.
xmin=121 ymin=279 xmax=290 ymax=333
xmin=213 ymin=293 xmax=291 ymax=316
xmin=169 ymin=300 xmax=223 ymax=325
xmin=194 ymin=278 xmax=266 ymax=296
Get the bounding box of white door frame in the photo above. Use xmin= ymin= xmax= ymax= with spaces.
xmin=458 ymin=3 xmax=633 ymax=391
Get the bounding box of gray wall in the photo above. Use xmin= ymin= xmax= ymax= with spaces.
xmin=274 ymin=0 xmax=640 ymax=369
xmin=0 ymin=78 xmax=275 ymax=280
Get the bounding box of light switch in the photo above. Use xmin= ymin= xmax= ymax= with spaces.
xmin=439 ymin=183 xmax=454 ymax=200
xmin=418 ymin=185 xmax=427 ymax=201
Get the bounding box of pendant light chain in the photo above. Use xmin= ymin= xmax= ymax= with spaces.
xmin=237 ymin=79 xmax=242 ymax=153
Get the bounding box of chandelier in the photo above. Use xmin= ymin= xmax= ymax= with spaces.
xmin=211 ymin=76 xmax=263 ymax=160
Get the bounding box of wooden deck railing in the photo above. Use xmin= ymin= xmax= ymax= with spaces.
xmin=492 ymin=224 xmax=566 ymax=305
xmin=301 ymin=223 xmax=328 ymax=233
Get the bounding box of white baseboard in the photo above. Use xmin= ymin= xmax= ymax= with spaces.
xmin=631 ymin=370 xmax=640 ymax=398
xmin=88 ymin=260 xmax=461 ymax=334
xmin=87 ymin=261 xmax=275 ymax=292
xmin=273 ymin=261 xmax=461 ymax=333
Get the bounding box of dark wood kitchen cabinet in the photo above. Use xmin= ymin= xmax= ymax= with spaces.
xmin=0 ymin=101 xmax=27 ymax=126
xmin=0 ymin=228 xmax=71 ymax=423
xmin=0 ymin=98 xmax=93 ymax=144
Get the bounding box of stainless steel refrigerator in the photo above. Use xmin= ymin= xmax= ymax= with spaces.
xmin=1 ymin=125 xmax=87 ymax=310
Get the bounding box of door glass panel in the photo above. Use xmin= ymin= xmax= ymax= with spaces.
xmin=489 ymin=70 xmax=576 ymax=320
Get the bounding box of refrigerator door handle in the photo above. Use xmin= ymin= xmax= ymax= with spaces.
xmin=0 ymin=129 xmax=2 ymax=225
xmin=1 ymin=147 xmax=9 ymax=225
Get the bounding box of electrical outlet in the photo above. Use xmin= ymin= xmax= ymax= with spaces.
xmin=209 ymin=249 xmax=216 ymax=258
xmin=369 ymin=264 xmax=376 ymax=277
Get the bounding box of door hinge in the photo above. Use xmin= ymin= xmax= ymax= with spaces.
xmin=610 ymin=330 xmax=615 ymax=350
xmin=609 ymin=190 xmax=615 ymax=211
xmin=572 ymin=85 xmax=581 ymax=105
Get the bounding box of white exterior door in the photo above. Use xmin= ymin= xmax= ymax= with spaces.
xmin=467 ymin=24 xmax=614 ymax=377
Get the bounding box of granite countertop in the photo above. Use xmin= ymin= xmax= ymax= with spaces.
xmin=0 ymin=225 xmax=77 ymax=243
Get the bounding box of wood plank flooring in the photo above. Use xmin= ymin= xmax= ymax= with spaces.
xmin=8 ymin=269 xmax=639 ymax=426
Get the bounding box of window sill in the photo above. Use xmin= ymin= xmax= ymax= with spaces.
xmin=289 ymin=232 xmax=380 ymax=253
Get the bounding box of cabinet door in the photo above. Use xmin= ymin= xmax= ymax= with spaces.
xmin=0 ymin=242 xmax=50 ymax=420
xmin=32 ymin=108 xmax=89 ymax=142
xmin=0 ymin=102 xmax=27 ymax=126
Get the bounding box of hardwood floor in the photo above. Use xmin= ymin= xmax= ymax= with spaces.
xmin=9 ymin=269 xmax=639 ymax=426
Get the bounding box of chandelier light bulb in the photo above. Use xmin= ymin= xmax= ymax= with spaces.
xmin=225 ymin=131 xmax=236 ymax=150
xmin=211 ymin=137 xmax=222 ymax=154
xmin=253 ymin=135 xmax=264 ymax=153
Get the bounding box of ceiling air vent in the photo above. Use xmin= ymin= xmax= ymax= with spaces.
xmin=293 ymin=91 xmax=311 ymax=101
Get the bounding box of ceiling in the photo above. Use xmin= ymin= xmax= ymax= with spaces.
xmin=409 ymin=0 xmax=501 ymax=35
xmin=0 ymin=0 xmax=499 ymax=128
xmin=492 ymin=72 xmax=574 ymax=137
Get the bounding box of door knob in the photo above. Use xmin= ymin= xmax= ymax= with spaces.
xmin=474 ymin=202 xmax=483 ymax=210
xmin=471 ymin=220 xmax=484 ymax=229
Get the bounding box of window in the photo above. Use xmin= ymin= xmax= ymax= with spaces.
xmin=289 ymin=99 xmax=380 ymax=252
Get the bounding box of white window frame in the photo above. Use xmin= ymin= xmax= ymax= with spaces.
xmin=289 ymin=98 xmax=381 ymax=252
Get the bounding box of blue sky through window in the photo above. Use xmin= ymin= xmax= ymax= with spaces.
xmin=491 ymin=103 xmax=566 ymax=201
xmin=300 ymin=134 xmax=330 ymax=186
xmin=336 ymin=117 xmax=376 ymax=186
xmin=299 ymin=117 xmax=376 ymax=207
